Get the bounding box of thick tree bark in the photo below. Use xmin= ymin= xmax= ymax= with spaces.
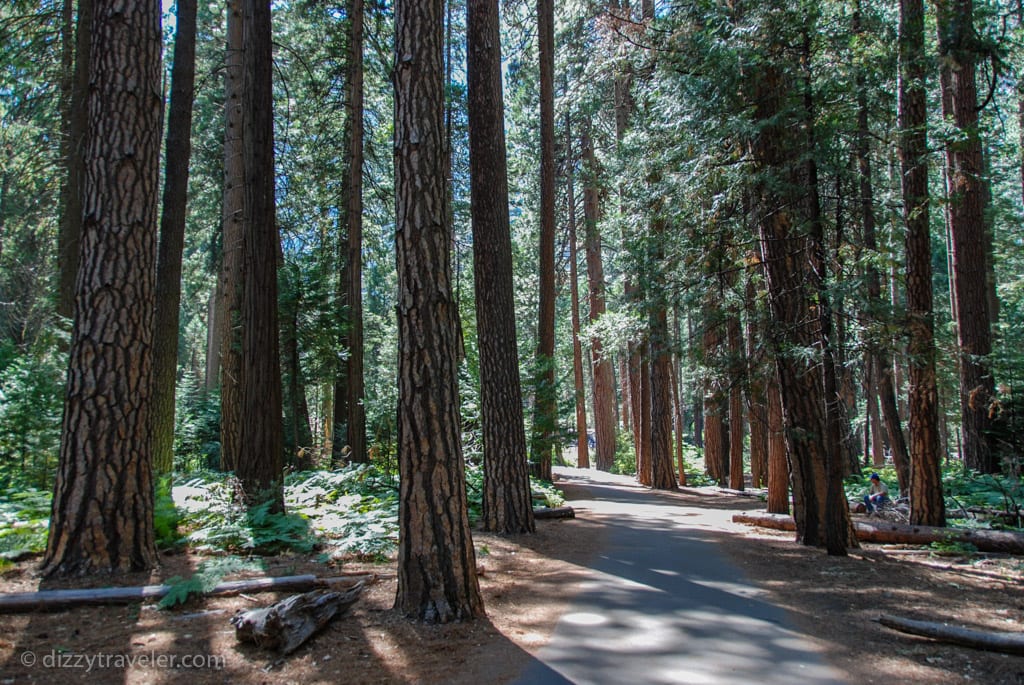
xmin=902 ymin=0 xmax=946 ymax=525
xmin=933 ymin=0 xmax=997 ymax=473
xmin=43 ymin=0 xmax=163 ymax=576
xmin=219 ymin=0 xmax=244 ymax=473
xmin=467 ymin=0 xmax=535 ymax=534
xmin=751 ymin=61 xmax=842 ymax=552
xmin=237 ymin=0 xmax=283 ymax=506
xmin=151 ymin=0 xmax=198 ymax=475
xmin=393 ymin=0 xmax=485 ymax=622
xmin=56 ymin=0 xmax=92 ymax=321
xmin=530 ymin=0 xmax=558 ymax=480
xmin=582 ymin=128 xmax=617 ymax=472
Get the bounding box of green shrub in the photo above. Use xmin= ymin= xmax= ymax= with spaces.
xmin=610 ymin=431 xmax=636 ymax=476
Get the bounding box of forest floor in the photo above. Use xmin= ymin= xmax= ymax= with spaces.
xmin=1 ymin=470 xmax=1023 ymax=684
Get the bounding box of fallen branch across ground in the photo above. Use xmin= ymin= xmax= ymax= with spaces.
xmin=876 ymin=614 xmax=1024 ymax=655
xmin=534 ymin=506 xmax=575 ymax=520
xmin=731 ymin=512 xmax=1024 ymax=554
xmin=0 ymin=573 xmax=377 ymax=613
xmin=232 ymin=582 xmax=366 ymax=654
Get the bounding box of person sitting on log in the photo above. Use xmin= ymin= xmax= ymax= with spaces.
xmin=863 ymin=473 xmax=890 ymax=514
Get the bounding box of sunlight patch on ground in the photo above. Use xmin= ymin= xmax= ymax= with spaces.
xmin=561 ymin=611 xmax=608 ymax=626
xmin=687 ymin=578 xmax=769 ymax=599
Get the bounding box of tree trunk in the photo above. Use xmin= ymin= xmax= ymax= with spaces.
xmin=56 ymin=0 xmax=92 ymax=321
xmin=902 ymin=0 xmax=945 ymax=525
xmin=702 ymin=313 xmax=728 ymax=485
xmin=530 ymin=0 xmax=558 ymax=480
xmin=802 ymin=28 xmax=856 ymax=554
xmin=727 ymin=313 xmax=745 ymax=491
xmin=219 ymin=0 xmax=244 ymax=473
xmin=393 ymin=0 xmax=484 ymax=622
xmin=582 ymin=127 xmax=617 ymax=472
xmin=751 ymin=61 xmax=827 ymax=550
xmin=934 ymin=0 xmax=996 ymax=473
xmin=467 ymin=0 xmax=535 ymax=534
xmin=566 ymin=121 xmax=589 ymax=469
xmin=205 ymin=288 xmax=221 ymax=392
xmin=281 ymin=275 xmax=313 ymax=467
xmin=878 ymin=615 xmax=1024 ymax=655
xmin=43 ymin=0 xmax=163 ymax=576
xmin=344 ymin=0 xmax=367 ymax=464
xmin=638 ymin=346 xmax=653 ymax=485
xmin=237 ymin=0 xmax=283 ymax=506
xmin=743 ymin=273 xmax=768 ymax=488
xmin=151 ymin=0 xmax=198 ymax=475
xmin=766 ymin=375 xmax=789 ymax=514
xmin=649 ymin=205 xmax=676 ymax=490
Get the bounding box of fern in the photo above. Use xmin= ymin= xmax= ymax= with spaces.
xmin=158 ymin=556 xmax=266 ymax=609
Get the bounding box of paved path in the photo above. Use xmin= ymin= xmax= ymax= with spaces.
xmin=513 ymin=467 xmax=847 ymax=685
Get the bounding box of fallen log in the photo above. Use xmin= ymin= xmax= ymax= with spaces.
xmin=232 ymin=582 xmax=365 ymax=654
xmin=732 ymin=511 xmax=1024 ymax=554
xmin=876 ymin=614 xmax=1024 ymax=655
xmin=0 ymin=573 xmax=376 ymax=613
xmin=534 ymin=506 xmax=575 ymax=520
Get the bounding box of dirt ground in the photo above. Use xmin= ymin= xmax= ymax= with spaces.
xmin=1 ymin=478 xmax=1022 ymax=684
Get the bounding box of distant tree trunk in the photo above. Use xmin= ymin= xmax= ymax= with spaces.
xmin=205 ymin=289 xmax=220 ymax=392
xmin=766 ymin=378 xmax=789 ymax=514
xmin=703 ymin=314 xmax=728 ymax=486
xmin=619 ymin=355 xmax=632 ymax=433
xmin=672 ymin=352 xmax=687 ymax=485
xmin=332 ymin=0 xmax=368 ymax=467
xmin=467 ymin=0 xmax=535 ymax=534
xmin=43 ymin=0 xmax=163 ymax=576
xmin=647 ymin=184 xmax=675 ymax=490
xmin=530 ymin=0 xmax=558 ymax=480
xmin=151 ymin=0 xmax=198 ymax=475
xmin=856 ymin=19 xmax=911 ymax=490
xmin=343 ymin=0 xmax=367 ymax=464
xmin=865 ymin=360 xmax=886 ymax=467
xmin=727 ymin=313 xmax=745 ymax=491
xmin=903 ymin=0 xmax=945 ymax=525
xmin=638 ymin=347 xmax=653 ymax=485
xmin=582 ymin=127 xmax=617 ymax=472
xmin=281 ymin=273 xmax=313 ymax=467
xmin=566 ymin=121 xmax=589 ymax=469
xmin=219 ymin=0 xmax=244 ymax=473
xmin=236 ymin=0 xmax=283 ymax=507
xmin=393 ymin=0 xmax=484 ymax=622
xmin=745 ymin=275 xmax=768 ymax=488
xmin=933 ymin=0 xmax=997 ymax=473
xmin=57 ymin=0 xmax=92 ymax=321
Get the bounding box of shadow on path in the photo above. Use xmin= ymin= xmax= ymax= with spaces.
xmin=513 ymin=468 xmax=848 ymax=685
